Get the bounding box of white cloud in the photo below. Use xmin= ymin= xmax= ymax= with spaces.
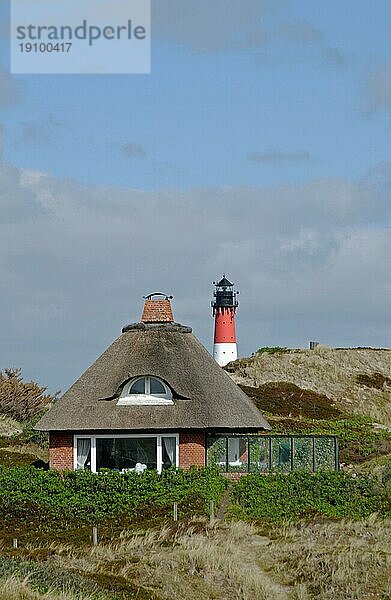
xmin=0 ymin=159 xmax=390 ymax=390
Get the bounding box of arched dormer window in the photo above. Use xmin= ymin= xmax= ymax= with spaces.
xmin=117 ymin=376 xmax=173 ymax=406
xmin=128 ymin=376 xmax=172 ymax=398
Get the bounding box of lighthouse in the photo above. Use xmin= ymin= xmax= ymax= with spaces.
xmin=212 ymin=276 xmax=239 ymax=366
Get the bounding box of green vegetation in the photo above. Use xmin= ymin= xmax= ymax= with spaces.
xmin=0 ymin=466 xmax=227 ymax=526
xmin=241 ymin=381 xmax=342 ymax=419
xmin=0 ymin=362 xmax=390 ymax=598
xmin=0 ymin=422 xmax=48 ymax=469
xmin=0 ymin=447 xmax=37 ymax=468
xmin=0 ymin=470 xmax=389 ymax=599
xmin=255 ymin=346 xmax=288 ymax=355
xmin=231 ymin=471 xmax=390 ymax=522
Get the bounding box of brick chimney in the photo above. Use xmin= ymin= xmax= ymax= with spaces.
xmin=141 ymin=293 xmax=174 ymax=323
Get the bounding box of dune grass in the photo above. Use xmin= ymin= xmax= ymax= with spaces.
xmin=26 ymin=521 xmax=297 ymax=599
xmin=1 ymin=517 xmax=389 ymax=599
xmin=230 ymin=347 xmax=391 ymax=426
xmin=267 ymin=514 xmax=391 ymax=599
xmin=0 ymin=574 xmax=96 ymax=600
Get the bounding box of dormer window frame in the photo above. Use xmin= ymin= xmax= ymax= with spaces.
xmin=117 ymin=376 xmax=174 ymax=406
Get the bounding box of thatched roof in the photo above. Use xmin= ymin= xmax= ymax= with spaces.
xmin=36 ymin=322 xmax=270 ymax=432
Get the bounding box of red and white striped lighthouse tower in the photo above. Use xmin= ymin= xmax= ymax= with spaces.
xmin=212 ymin=276 xmax=239 ymax=366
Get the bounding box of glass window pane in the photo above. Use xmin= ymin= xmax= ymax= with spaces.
xmin=129 ymin=378 xmax=145 ymax=394
xmin=150 ymin=377 xmax=166 ymax=395
xmin=77 ymin=438 xmax=91 ymax=470
xmin=96 ymin=438 xmax=115 ymax=470
xmin=228 ymin=437 xmax=248 ymax=472
xmin=162 ymin=437 xmax=176 ymax=469
xmin=293 ymin=437 xmax=313 ymax=471
xmin=206 ymin=436 xmax=226 ymax=470
xmin=96 ymin=438 xmax=157 ymax=471
xmin=228 ymin=437 xmax=239 ymax=464
xmin=249 ymin=437 xmax=269 ymax=472
xmin=271 ymin=437 xmax=291 ymax=472
xmin=314 ymin=437 xmax=336 ymax=471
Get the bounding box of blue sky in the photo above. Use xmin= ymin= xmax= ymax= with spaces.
xmin=3 ymin=0 xmax=391 ymax=189
xmin=1 ymin=1 xmax=391 ymax=392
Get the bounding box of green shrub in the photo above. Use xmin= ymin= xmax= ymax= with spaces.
xmin=255 ymin=347 xmax=288 ymax=355
xmin=19 ymin=412 xmax=50 ymax=447
xmin=231 ymin=471 xmax=390 ymax=522
xmin=0 ymin=465 xmax=227 ymax=523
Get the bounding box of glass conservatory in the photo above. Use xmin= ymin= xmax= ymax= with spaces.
xmin=206 ymin=435 xmax=338 ymax=473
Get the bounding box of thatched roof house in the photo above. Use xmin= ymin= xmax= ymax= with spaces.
xmin=36 ymin=294 xmax=270 ymax=472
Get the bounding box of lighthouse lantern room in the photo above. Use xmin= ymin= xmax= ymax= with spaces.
xmin=212 ymin=276 xmax=239 ymax=366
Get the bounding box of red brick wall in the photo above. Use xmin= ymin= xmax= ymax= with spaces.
xmin=49 ymin=431 xmax=206 ymax=471
xmin=179 ymin=431 xmax=206 ymax=468
xmin=49 ymin=432 xmax=73 ymax=470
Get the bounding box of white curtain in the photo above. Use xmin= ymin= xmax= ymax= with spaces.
xmin=77 ymin=438 xmax=91 ymax=470
xmin=163 ymin=437 xmax=176 ymax=467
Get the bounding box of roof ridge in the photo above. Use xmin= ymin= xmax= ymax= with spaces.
xmin=122 ymin=322 xmax=192 ymax=333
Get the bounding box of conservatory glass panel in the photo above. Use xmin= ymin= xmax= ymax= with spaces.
xmin=271 ymin=437 xmax=291 ymax=472
xmin=314 ymin=437 xmax=336 ymax=471
xmin=228 ymin=437 xmax=248 ymax=472
xmin=206 ymin=436 xmax=227 ymax=469
xmin=293 ymin=437 xmax=313 ymax=471
xmin=249 ymin=437 xmax=269 ymax=472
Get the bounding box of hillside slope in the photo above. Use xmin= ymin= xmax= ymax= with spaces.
xmin=226 ymin=347 xmax=391 ymax=427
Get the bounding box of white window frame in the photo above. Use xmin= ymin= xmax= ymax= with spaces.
xmin=74 ymin=433 xmax=179 ymax=474
xmin=117 ymin=376 xmax=174 ymax=406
